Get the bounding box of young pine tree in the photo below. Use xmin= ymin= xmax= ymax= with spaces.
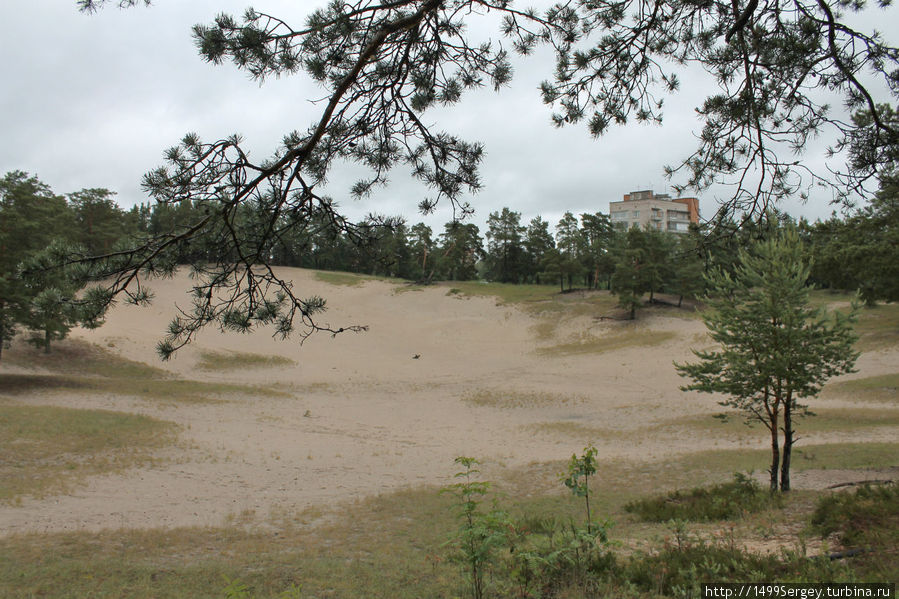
xmin=676 ymin=227 xmax=859 ymax=492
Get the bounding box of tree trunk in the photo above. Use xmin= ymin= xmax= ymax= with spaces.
xmin=678 ymin=294 xmax=684 ymax=308
xmin=584 ymin=477 xmax=592 ymax=533
xmin=780 ymin=402 xmax=793 ymax=492
xmin=768 ymin=419 xmax=780 ymax=493
xmin=44 ymin=329 xmax=51 ymax=354
xmin=0 ymin=301 xmax=5 ymax=360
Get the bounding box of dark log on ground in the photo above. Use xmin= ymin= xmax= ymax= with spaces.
xmin=828 ymin=547 xmax=869 ymax=560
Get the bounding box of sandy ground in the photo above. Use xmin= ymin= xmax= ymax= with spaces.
xmin=1 ymin=268 xmax=897 ymax=535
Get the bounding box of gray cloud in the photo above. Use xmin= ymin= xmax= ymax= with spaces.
xmin=2 ymin=1 xmax=894 ymax=232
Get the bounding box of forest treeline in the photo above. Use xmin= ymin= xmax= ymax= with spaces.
xmin=1 ymin=170 xmax=897 ymax=353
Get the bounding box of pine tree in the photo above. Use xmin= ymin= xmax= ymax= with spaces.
xmin=68 ymin=188 xmax=130 ymax=255
xmin=676 ymin=227 xmax=859 ymax=492
xmin=555 ymin=212 xmax=585 ymax=290
xmin=523 ymin=217 xmax=555 ymax=284
xmin=438 ymin=222 xmax=483 ymax=281
xmin=806 ymin=175 xmax=899 ymax=304
xmin=579 ymin=213 xmax=615 ymax=290
xmin=484 ymin=208 xmax=525 ymax=283
xmin=0 ymin=172 xmax=113 ymax=356
xmin=407 ymin=223 xmax=436 ymax=282
xmin=668 ymin=227 xmax=706 ymax=308
xmin=0 ymin=172 xmax=75 ymax=357
xmin=610 ymin=228 xmax=650 ymax=320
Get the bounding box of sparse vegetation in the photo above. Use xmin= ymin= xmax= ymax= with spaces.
xmin=811 ymin=483 xmax=899 ymax=545
xmin=810 ymin=483 xmax=899 ymax=580
xmin=624 ymin=472 xmax=781 ymax=522
xmin=0 ymin=403 xmax=177 ymax=502
xmin=674 ymin=442 xmax=898 ymax=475
xmin=1 ymin=339 xmax=291 ymax=404
xmin=538 ymin=329 xmax=676 ymax=356
xmin=854 ymin=303 xmax=899 ymax=350
xmin=461 ymin=389 xmax=584 ymax=409
xmin=826 ymin=373 xmax=899 ymax=404
xmin=392 ymin=283 xmax=426 ymax=294
xmin=312 ymin=270 xmax=387 ymax=287
xmin=0 ymin=373 xmax=287 ymax=405
xmin=4 ymin=337 xmax=164 ymax=379
xmin=196 ymin=350 xmax=295 ymax=371
xmin=440 ymin=281 xmax=563 ymax=305
xmin=0 ymin=443 xmax=894 ymax=598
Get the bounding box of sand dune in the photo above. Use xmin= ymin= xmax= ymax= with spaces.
xmin=1 ymin=268 xmax=896 ymax=534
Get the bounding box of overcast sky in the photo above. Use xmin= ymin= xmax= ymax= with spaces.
xmin=2 ymin=1 xmax=896 ymax=233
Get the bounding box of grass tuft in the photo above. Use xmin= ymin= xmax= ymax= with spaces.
xmin=461 ymin=389 xmax=584 ymax=409
xmin=196 ymin=350 xmax=295 ymax=371
xmin=313 ymin=270 xmax=367 ymax=286
xmin=538 ymin=329 xmax=676 ymax=356
xmin=312 ymin=270 xmax=396 ymax=287
xmin=439 ymin=281 xmax=563 ymax=305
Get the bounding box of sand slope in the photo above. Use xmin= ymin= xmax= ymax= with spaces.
xmin=1 ymin=268 xmax=896 ymax=534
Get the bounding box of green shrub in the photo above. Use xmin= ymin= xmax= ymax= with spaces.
xmin=621 ymin=539 xmax=854 ymax=597
xmin=508 ymin=518 xmax=615 ymax=598
xmin=811 ymin=483 xmax=899 ymax=546
xmin=442 ymin=457 xmax=511 ymax=599
xmin=624 ymin=472 xmax=780 ymax=522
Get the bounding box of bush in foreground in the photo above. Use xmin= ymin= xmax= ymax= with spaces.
xmin=623 ymin=472 xmax=779 ymax=523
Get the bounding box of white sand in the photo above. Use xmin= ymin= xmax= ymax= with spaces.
xmin=1 ymin=267 xmax=896 ymax=534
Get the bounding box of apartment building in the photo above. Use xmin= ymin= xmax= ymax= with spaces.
xmin=609 ymin=189 xmax=700 ymax=233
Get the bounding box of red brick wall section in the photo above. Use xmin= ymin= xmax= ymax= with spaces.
xmin=673 ymin=197 xmax=700 ymax=223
